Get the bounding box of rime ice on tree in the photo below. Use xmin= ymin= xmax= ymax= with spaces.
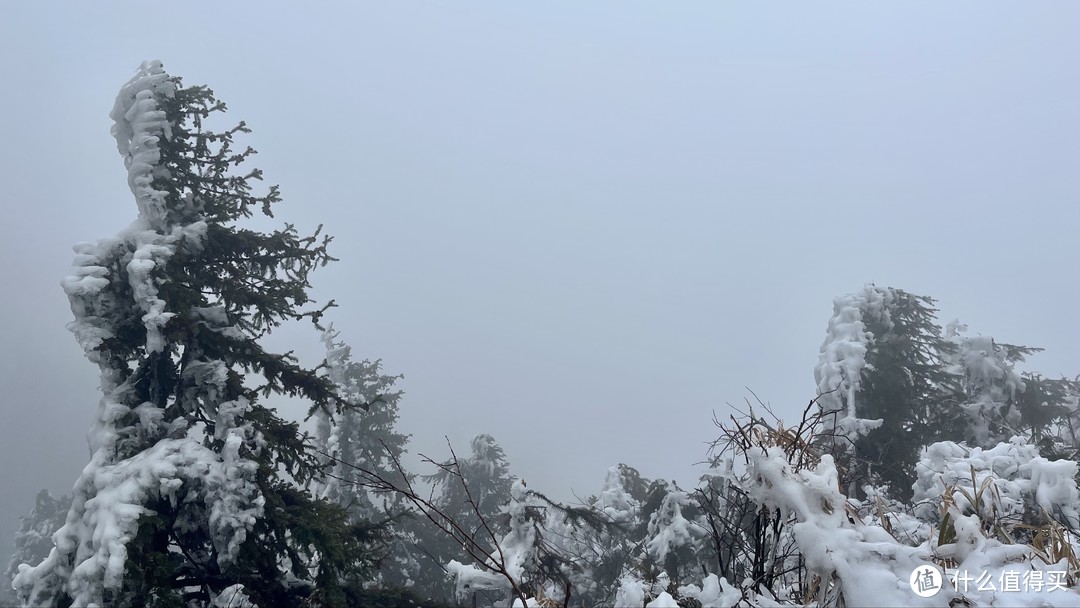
xmin=310 ymin=326 xmax=420 ymax=589
xmin=944 ymin=321 xmax=1029 ymax=447
xmin=13 ymin=61 xmax=264 ymax=607
xmin=813 ymin=285 xmax=892 ymax=443
xmin=14 ymin=61 xmax=363 ymax=608
xmin=313 ymin=325 xmax=408 ymax=520
xmin=814 ymin=285 xmax=971 ymax=499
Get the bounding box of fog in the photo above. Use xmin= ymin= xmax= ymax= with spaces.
xmin=1 ymin=2 xmax=1077 ymax=572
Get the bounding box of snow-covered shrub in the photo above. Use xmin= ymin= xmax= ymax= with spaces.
xmin=913 ymin=438 xmax=1080 ymax=530
xmin=713 ymin=404 xmax=1080 ymax=607
xmin=746 ymin=447 xmax=934 ymax=606
xmin=912 ymin=435 xmax=1080 ymax=572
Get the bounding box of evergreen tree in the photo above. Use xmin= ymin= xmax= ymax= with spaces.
xmin=13 ymin=61 xmax=379 ymax=607
xmin=859 ymin=290 xmax=963 ymax=498
xmin=416 ymin=434 xmax=514 ymax=602
xmin=643 ymin=483 xmax=706 ymax=586
xmin=815 ymin=286 xmax=961 ymax=499
xmin=943 ymin=321 xmax=1038 ymax=448
xmin=425 ymin=434 xmax=514 ymax=545
xmin=5 ymin=491 xmax=72 ymax=593
xmin=511 ymin=465 xmax=647 ymax=607
xmin=582 ymin=464 xmax=649 ymax=595
xmin=942 ymin=323 xmax=1080 ymax=457
xmin=1015 ymin=373 xmax=1080 ymax=458
xmin=446 ymin=479 xmax=539 ymax=607
xmin=310 ymin=326 xmax=420 ymax=590
xmin=313 ymin=326 xmax=409 ymax=520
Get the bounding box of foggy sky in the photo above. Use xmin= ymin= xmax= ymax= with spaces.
xmin=1 ymin=2 xmax=1077 ymax=570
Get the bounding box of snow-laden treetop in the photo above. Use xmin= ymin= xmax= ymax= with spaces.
xmin=109 ymin=60 xmax=177 ymax=230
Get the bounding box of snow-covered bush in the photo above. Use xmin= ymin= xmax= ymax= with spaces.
xmin=914 ymin=437 xmax=1080 ymax=538
xmin=701 ymin=402 xmax=1080 ymax=607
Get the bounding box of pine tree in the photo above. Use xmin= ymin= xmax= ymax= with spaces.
xmin=5 ymin=491 xmax=72 ymax=594
xmin=416 ymin=434 xmax=514 ymax=602
xmin=13 ymin=61 xmax=380 ymax=607
xmin=445 ymin=479 xmax=539 ymax=606
xmin=313 ymin=326 xmax=409 ymax=519
xmin=425 ymin=434 xmax=514 ymax=546
xmin=815 ymin=286 xmax=961 ymax=499
xmin=942 ymin=321 xmax=1038 ymax=448
xmin=1015 ymin=373 xmax=1080 ymax=458
xmin=310 ymin=326 xmax=420 ymax=590
xmin=858 ymin=290 xmax=963 ymax=498
xmin=941 ymin=322 xmax=1080 ymax=457
xmin=643 ymin=483 xmax=705 ymax=586
xmin=516 ymin=467 xmax=635 ymax=606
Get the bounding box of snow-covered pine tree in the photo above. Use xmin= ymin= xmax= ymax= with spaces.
xmin=562 ymin=465 xmax=648 ymax=605
xmin=814 ymin=286 xmax=961 ymax=499
xmin=311 ymin=326 xmax=422 ymax=590
xmin=1015 ymin=373 xmax=1080 ymax=458
xmin=4 ymin=491 xmax=72 ymax=594
xmin=643 ymin=483 xmax=706 ymax=587
xmin=314 ymin=326 xmax=409 ymax=520
xmin=424 ymin=434 xmax=514 ymax=548
xmin=943 ymin=321 xmax=1036 ymax=447
xmin=445 ymin=479 xmax=536 ymax=606
xmin=942 ymin=322 xmax=1080 ymax=457
xmin=13 ymin=61 xmax=380 ymax=607
xmin=415 ymin=434 xmax=514 ymax=602
xmin=579 ymin=466 xmax=718 ymax=606
xmin=444 ymin=475 xmax=636 ymax=608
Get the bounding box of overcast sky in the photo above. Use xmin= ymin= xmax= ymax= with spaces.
xmin=1 ymin=2 xmax=1077 ymax=567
